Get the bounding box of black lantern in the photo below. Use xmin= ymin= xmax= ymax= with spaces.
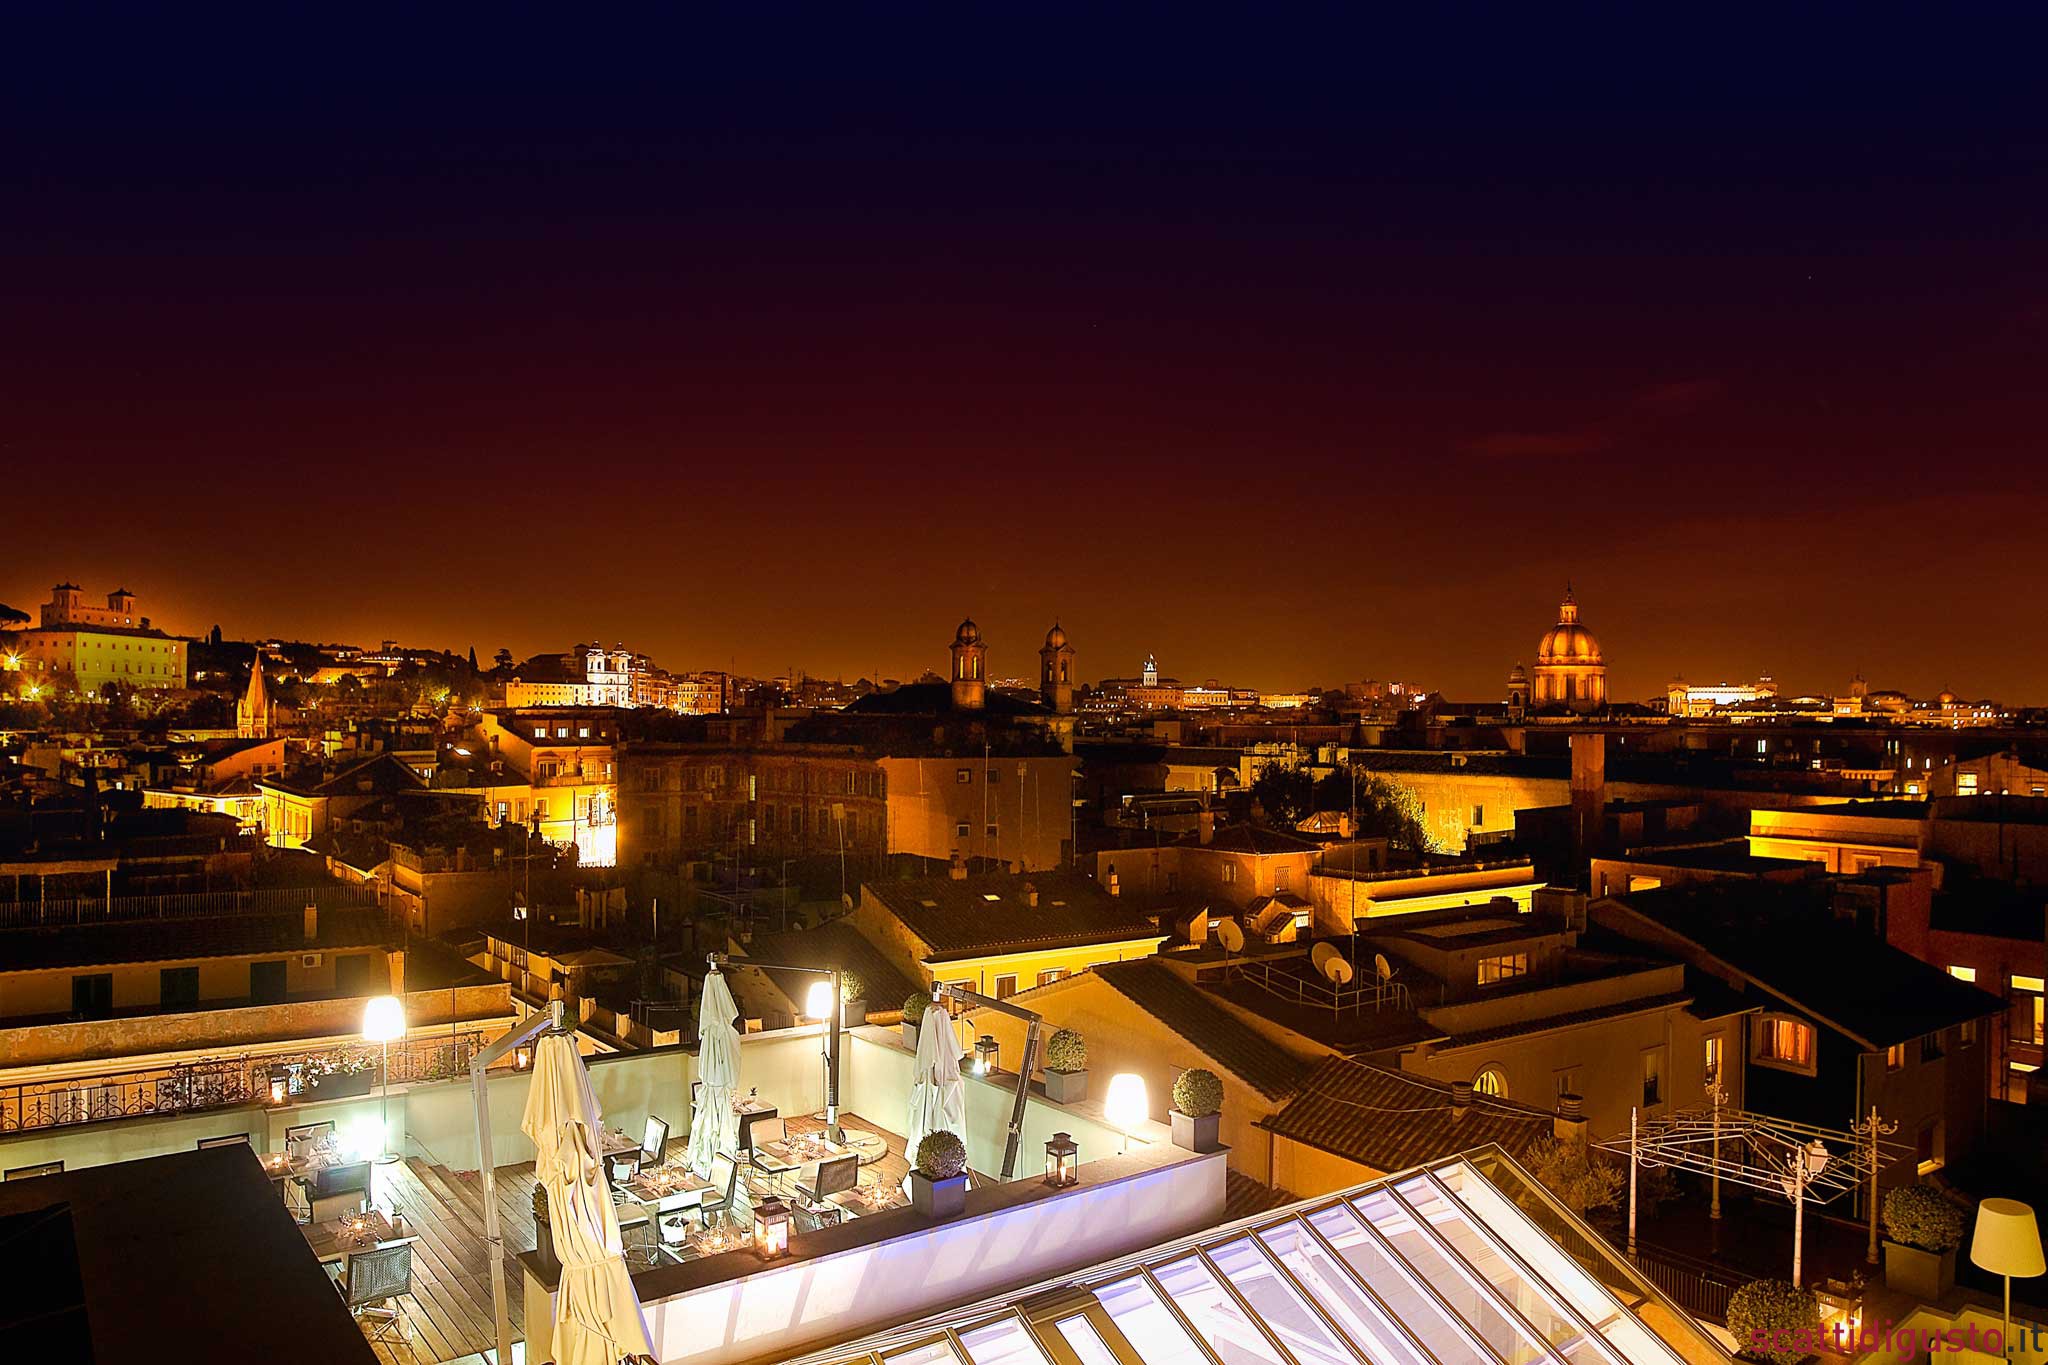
xmin=974 ymin=1034 xmax=999 ymax=1075
xmin=753 ymin=1194 xmax=792 ymax=1259
xmin=1045 ymin=1131 xmax=1079 ymax=1187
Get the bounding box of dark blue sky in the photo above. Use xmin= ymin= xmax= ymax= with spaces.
xmin=6 ymin=9 xmax=2046 ymax=698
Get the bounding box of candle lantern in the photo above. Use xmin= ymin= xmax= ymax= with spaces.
xmin=753 ymin=1194 xmax=792 ymax=1259
xmin=974 ymin=1034 xmax=999 ymax=1076
xmin=1045 ymin=1131 xmax=1079 ymax=1187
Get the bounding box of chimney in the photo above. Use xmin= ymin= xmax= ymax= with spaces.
xmin=1198 ymin=810 xmax=1215 ymax=846
xmin=302 ymin=904 xmax=318 ymax=943
xmin=948 ymin=849 xmax=968 ymax=881
xmin=1554 ymin=1092 xmax=1588 ymax=1145
xmin=1449 ymin=1079 xmax=1473 ymax=1117
xmin=1024 ymin=882 xmax=1039 ymax=908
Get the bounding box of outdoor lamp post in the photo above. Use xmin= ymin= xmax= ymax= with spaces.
xmin=1971 ymin=1198 xmax=2045 ymax=1357
xmin=753 ymin=1194 xmax=792 ymax=1259
xmin=1045 ymin=1132 xmax=1079 ymax=1187
xmin=361 ymin=994 xmax=406 ymax=1164
xmin=975 ymin=1034 xmax=999 ymax=1076
xmin=1105 ymin=1073 xmax=1147 ymax=1155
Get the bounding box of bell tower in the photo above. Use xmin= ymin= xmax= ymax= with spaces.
xmin=1039 ymin=622 xmax=1075 ymax=714
xmin=237 ymin=648 xmax=270 ymax=740
xmin=949 ymin=618 xmax=987 ymax=711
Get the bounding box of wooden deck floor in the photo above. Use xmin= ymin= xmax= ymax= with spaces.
xmin=344 ymin=1112 xmax=908 ymax=1365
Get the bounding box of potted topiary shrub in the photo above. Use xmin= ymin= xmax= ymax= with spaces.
xmin=839 ymin=971 xmax=867 ymax=1026
xmin=1171 ymin=1068 xmax=1224 ymax=1152
xmin=1726 ymin=1278 xmax=1821 ymax=1365
xmin=1043 ymin=1029 xmax=1089 ymax=1104
xmin=1882 ymin=1183 xmax=1966 ymax=1300
xmin=910 ymin=1129 xmax=969 ymax=1217
xmin=902 ymin=991 xmax=928 ymax=1047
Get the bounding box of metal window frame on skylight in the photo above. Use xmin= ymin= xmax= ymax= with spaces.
xmin=791 ymin=1145 xmax=1731 ymax=1365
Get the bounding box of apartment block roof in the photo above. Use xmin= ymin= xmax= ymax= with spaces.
xmin=1091 ymin=960 xmax=1309 ymax=1099
xmin=1259 ymin=1055 xmax=1553 ymax=1171
xmin=862 ymin=872 xmax=1162 ymax=963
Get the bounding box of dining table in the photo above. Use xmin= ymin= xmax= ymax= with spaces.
xmin=599 ymin=1127 xmax=643 ymax=1160
xmin=303 ymin=1209 xmax=411 ymax=1265
xmin=827 ymin=1180 xmax=910 ymax=1218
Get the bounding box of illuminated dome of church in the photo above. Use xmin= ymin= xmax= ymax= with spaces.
xmin=953 ymin=618 xmax=982 ymax=646
xmin=1043 ymin=622 xmax=1067 ymax=649
xmin=1537 ymin=591 xmax=1603 ymax=665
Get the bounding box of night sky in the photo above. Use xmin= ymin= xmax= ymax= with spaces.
xmin=6 ymin=13 xmax=2046 ymax=700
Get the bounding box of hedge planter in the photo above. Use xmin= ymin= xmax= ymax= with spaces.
xmin=1043 ymin=1068 xmax=1089 ymax=1105
xmin=1882 ymin=1240 xmax=1956 ymax=1301
xmin=1172 ymin=1110 xmax=1222 ymax=1153
xmin=909 ymin=1170 xmax=968 ymax=1218
xmin=842 ymin=997 xmax=867 ymax=1027
xmin=307 ymin=1070 xmax=376 ymax=1099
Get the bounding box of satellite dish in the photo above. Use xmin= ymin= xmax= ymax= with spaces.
xmin=1216 ymin=919 xmax=1246 ymax=954
xmin=1374 ymin=953 xmax=1393 ymax=983
xmin=1311 ymin=941 xmax=1353 ymax=984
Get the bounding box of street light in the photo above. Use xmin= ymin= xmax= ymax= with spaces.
xmin=361 ymin=995 xmax=406 ymax=1164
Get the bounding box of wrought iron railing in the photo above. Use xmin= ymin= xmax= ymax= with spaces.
xmin=1233 ymin=958 xmax=1412 ymax=1015
xmin=0 ymin=883 xmax=383 ymax=929
xmin=0 ymin=1029 xmax=509 ymax=1136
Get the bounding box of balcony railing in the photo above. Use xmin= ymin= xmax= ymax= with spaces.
xmin=0 ymin=1028 xmax=509 ymax=1135
xmin=0 ymin=883 xmax=382 ymax=929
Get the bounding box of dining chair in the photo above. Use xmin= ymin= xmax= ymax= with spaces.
xmin=284 ymin=1120 xmax=336 ymax=1157
xmin=336 ymin=1242 xmax=413 ymax=1344
xmin=797 ymin=1153 xmax=858 ymax=1208
xmin=694 ymin=1153 xmax=740 ymax=1229
xmin=309 ymin=1161 xmax=373 ymax=1222
xmin=744 ymin=1116 xmax=786 ymax=1165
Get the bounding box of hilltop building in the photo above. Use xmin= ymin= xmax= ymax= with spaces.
xmin=7 ymin=582 xmax=187 ymax=692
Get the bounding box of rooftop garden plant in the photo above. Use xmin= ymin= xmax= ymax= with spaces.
xmin=1884 ymin=1183 xmax=1965 ymax=1252
xmin=1172 ymin=1068 xmax=1223 ymax=1118
xmin=915 ymin=1130 xmax=968 ymax=1181
xmin=1045 ymin=1029 xmax=1087 ymax=1074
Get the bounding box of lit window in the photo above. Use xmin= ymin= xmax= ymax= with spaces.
xmin=956 ymin=768 xmax=972 ymax=784
xmin=1477 ymin=953 xmax=1528 ymax=986
xmin=2013 ymin=975 xmax=2045 ymax=993
xmin=1886 ymin=1043 xmax=1905 ymax=1070
xmin=1703 ymin=1036 xmax=1724 ymax=1085
xmin=1949 ymin=965 xmax=1977 ymax=983
xmin=1473 ymin=1067 xmax=1507 ymax=1098
xmin=1756 ymin=1015 xmax=1816 ymax=1071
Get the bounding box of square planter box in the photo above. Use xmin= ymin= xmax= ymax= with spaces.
xmin=903 ymin=1021 xmax=922 ymax=1048
xmin=909 ymin=1170 xmax=967 ymax=1218
xmin=1883 ymin=1240 xmax=1957 ymax=1302
xmin=1043 ymin=1069 xmax=1088 ymax=1105
xmin=308 ymin=1070 xmax=376 ymax=1099
xmin=842 ymin=998 xmax=867 ymax=1026
xmin=1172 ymin=1110 xmax=1222 ymax=1153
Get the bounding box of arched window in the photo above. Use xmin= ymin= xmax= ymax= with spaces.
xmin=1473 ymin=1067 xmax=1507 ymax=1098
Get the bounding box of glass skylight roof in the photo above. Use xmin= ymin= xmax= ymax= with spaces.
xmin=792 ymin=1148 xmax=1729 ymax=1365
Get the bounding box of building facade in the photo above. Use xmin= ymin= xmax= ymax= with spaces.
xmin=9 ymin=583 xmax=188 ymax=693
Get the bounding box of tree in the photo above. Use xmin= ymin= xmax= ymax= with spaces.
xmin=1248 ymin=765 xmax=1315 ymax=824
xmin=1313 ymin=768 xmax=1436 ymax=852
xmin=467 ymin=645 xmax=480 ymax=673
xmin=1522 ymin=1135 xmax=1624 ymax=1219
xmin=493 ymin=647 xmax=514 ymax=671
xmin=0 ymin=603 xmax=28 ymax=630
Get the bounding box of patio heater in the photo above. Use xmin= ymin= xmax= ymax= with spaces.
xmin=935 ymin=983 xmax=1044 ymax=1179
xmin=361 ymin=994 xmax=406 ymax=1164
xmin=710 ymin=953 xmax=843 ymax=1141
xmin=470 ymin=997 xmax=574 ymax=1365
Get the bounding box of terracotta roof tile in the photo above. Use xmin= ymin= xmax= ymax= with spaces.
xmin=1259 ymin=1055 xmax=1553 ymax=1172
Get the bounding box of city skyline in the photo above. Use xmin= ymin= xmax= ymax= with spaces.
xmin=0 ymin=572 xmax=2016 ymax=705
xmin=8 ymin=15 xmax=2047 ymax=704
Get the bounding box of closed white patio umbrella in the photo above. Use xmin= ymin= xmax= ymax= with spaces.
xmin=904 ymin=999 xmax=966 ymax=1180
xmin=687 ymin=969 xmax=742 ymax=1176
xmin=521 ymin=1032 xmax=655 ymax=1365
